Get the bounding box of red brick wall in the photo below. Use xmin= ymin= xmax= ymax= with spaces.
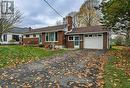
xmin=80 ymin=35 xmax=84 ymax=49
xmin=66 ymin=36 xmax=74 ymax=48
xmin=57 ymin=31 xmax=65 ymax=45
xmin=66 ymin=35 xmax=83 ymax=48
xmin=42 ymin=33 xmax=45 ymax=44
xmin=66 ymin=33 xmax=109 ymax=49
xmin=23 ymin=38 xmax=39 ymax=45
xmin=103 ymin=32 xmax=108 ymax=49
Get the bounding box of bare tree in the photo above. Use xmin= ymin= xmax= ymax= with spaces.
xmin=0 ymin=9 xmax=22 ymax=41
xmin=77 ymin=0 xmax=100 ymax=27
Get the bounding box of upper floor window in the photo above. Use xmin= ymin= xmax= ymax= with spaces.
xmin=12 ymin=35 xmax=19 ymax=41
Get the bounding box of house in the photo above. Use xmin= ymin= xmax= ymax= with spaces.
xmin=23 ymin=25 xmax=66 ymax=48
xmin=23 ymin=16 xmax=109 ymax=49
xmin=0 ymin=27 xmax=30 ymax=44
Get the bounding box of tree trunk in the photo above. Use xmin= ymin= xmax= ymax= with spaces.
xmin=126 ymin=27 xmax=130 ymax=46
xmin=0 ymin=34 xmax=2 ymax=42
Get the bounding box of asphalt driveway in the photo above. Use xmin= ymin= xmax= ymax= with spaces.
xmin=0 ymin=50 xmax=105 ymax=88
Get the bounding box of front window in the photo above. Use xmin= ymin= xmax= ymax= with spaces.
xmin=68 ymin=36 xmax=73 ymax=41
xmin=68 ymin=36 xmax=82 ymax=41
xmin=50 ymin=32 xmax=54 ymax=41
xmin=3 ymin=34 xmax=7 ymax=41
xmin=12 ymin=35 xmax=19 ymax=41
xmin=45 ymin=32 xmax=58 ymax=42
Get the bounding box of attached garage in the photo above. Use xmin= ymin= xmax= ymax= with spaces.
xmin=66 ymin=25 xmax=109 ymax=50
xmin=84 ymin=34 xmax=103 ymax=49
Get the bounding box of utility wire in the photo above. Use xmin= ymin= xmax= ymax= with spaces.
xmin=41 ymin=0 xmax=63 ymax=18
xmin=40 ymin=0 xmax=78 ymax=28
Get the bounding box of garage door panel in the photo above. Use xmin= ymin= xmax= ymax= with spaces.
xmin=84 ymin=36 xmax=103 ymax=49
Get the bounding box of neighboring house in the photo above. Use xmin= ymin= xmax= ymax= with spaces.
xmin=0 ymin=27 xmax=30 ymax=44
xmin=23 ymin=16 xmax=110 ymax=49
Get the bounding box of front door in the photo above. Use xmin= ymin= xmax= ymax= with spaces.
xmin=74 ymin=36 xmax=80 ymax=48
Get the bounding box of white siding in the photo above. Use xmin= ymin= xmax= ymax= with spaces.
xmin=1 ymin=33 xmax=23 ymax=44
xmin=23 ymin=34 xmax=40 ymax=38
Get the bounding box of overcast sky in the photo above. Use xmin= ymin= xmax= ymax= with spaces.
xmin=15 ymin=0 xmax=85 ymax=28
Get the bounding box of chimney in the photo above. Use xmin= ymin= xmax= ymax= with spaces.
xmin=66 ymin=16 xmax=72 ymax=31
xmin=29 ymin=27 xmax=32 ymax=32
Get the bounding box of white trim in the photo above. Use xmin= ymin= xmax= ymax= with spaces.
xmin=74 ymin=36 xmax=80 ymax=49
xmin=24 ymin=29 xmax=64 ymax=34
xmin=66 ymin=31 xmax=109 ymax=35
xmin=68 ymin=36 xmax=74 ymax=41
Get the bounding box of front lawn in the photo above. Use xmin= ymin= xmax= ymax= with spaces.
xmin=0 ymin=45 xmax=65 ymax=68
xmin=104 ymin=46 xmax=130 ymax=88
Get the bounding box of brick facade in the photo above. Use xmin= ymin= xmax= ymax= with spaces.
xmin=66 ymin=32 xmax=109 ymax=49
xmin=23 ymin=32 xmax=109 ymax=49
xmin=66 ymin=35 xmax=83 ymax=48
xmin=23 ymin=38 xmax=39 ymax=45
xmin=66 ymin=36 xmax=74 ymax=48
xmin=42 ymin=31 xmax=65 ymax=48
xmin=22 ymin=16 xmax=109 ymax=49
xmin=103 ymin=32 xmax=108 ymax=49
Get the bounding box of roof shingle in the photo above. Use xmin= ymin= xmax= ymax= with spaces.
xmin=66 ymin=25 xmax=109 ymax=35
xmin=25 ymin=25 xmax=65 ymax=34
xmin=8 ymin=27 xmax=30 ymax=34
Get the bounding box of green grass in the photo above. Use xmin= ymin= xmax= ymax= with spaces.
xmin=104 ymin=57 xmax=130 ymax=88
xmin=110 ymin=45 xmax=126 ymax=51
xmin=0 ymin=45 xmax=66 ymax=68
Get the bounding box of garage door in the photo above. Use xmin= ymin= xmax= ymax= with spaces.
xmin=84 ymin=34 xmax=103 ymax=49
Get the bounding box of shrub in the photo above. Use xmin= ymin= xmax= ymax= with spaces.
xmin=115 ymin=36 xmax=124 ymax=46
xmin=39 ymin=44 xmax=44 ymax=47
xmin=125 ymin=38 xmax=130 ymax=46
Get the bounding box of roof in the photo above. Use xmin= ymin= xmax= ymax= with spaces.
xmin=66 ymin=25 xmax=109 ymax=35
xmin=25 ymin=25 xmax=65 ymax=34
xmin=8 ymin=27 xmax=30 ymax=34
